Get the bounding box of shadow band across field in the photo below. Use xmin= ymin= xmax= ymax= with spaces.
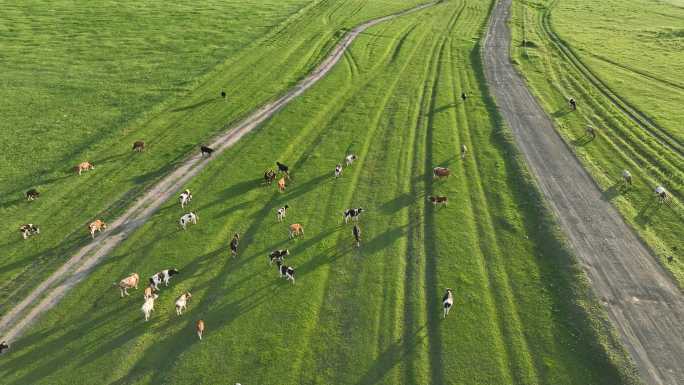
xmin=482 ymin=1 xmax=684 ymax=384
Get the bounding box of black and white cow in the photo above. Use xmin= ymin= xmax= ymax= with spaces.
xmin=334 ymin=164 xmax=343 ymax=178
xmin=269 ymin=249 xmax=290 ymax=265
xmin=19 ymin=224 xmax=40 ymax=240
xmin=443 ymin=288 xmax=454 ymax=318
xmin=353 ymin=224 xmax=361 ymax=248
xmin=25 ymin=189 xmax=40 ymax=201
xmin=344 ymin=208 xmax=364 ymax=223
xmin=200 ymin=146 xmax=214 ymax=156
xmin=276 ymin=205 xmax=289 ymax=222
xmin=0 ymin=341 xmax=8 ymax=354
xmin=179 ymin=212 xmax=198 ymax=230
xmin=149 ymin=269 xmax=180 ymax=290
xmin=179 ymin=189 xmax=193 ymax=209
xmin=276 ymin=260 xmax=295 ymax=284
xmin=229 ymin=233 xmax=239 ymax=258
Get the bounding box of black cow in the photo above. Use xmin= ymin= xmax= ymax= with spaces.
xmin=229 ymin=233 xmax=240 ymax=258
xmin=276 ymin=161 xmax=290 ymax=178
xmin=0 ymin=341 xmax=8 ymax=354
xmin=25 ymin=189 xmax=40 ymax=201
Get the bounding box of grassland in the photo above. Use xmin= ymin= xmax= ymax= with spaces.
xmin=0 ymin=1 xmax=639 ymax=384
xmin=510 ymin=0 xmax=684 ymax=285
xmin=0 ymin=0 xmax=428 ymax=312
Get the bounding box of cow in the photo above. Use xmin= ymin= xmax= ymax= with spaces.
xmin=460 ymin=144 xmax=468 ymax=159
xmin=277 ymin=177 xmax=286 ymax=192
xmin=276 ymin=161 xmax=290 ymax=178
xmin=443 ymin=288 xmax=454 ymax=318
xmin=143 ymin=286 xmax=157 ymax=300
xmin=149 ymin=269 xmax=180 ymax=290
xmin=175 ymin=291 xmax=192 ymax=315
xmin=428 ymin=196 xmax=448 ymax=207
xmin=196 ymin=319 xmax=205 ymax=340
xmin=353 ymin=224 xmax=361 ymax=248
xmin=269 ymin=249 xmax=290 ymax=265
xmin=25 ymin=189 xmax=40 ymax=201
xmin=345 ymin=154 xmax=357 ymax=166
xmin=622 ymin=170 xmax=632 ymax=186
xmin=142 ymin=293 xmax=159 ymax=321
xmin=276 ymin=205 xmax=289 ymax=222
xmin=569 ymin=97 xmax=576 ymax=111
xmin=276 ymin=260 xmax=295 ymax=284
xmin=89 ymin=219 xmax=106 ymax=239
xmin=200 ymin=146 xmax=214 ymax=156
xmin=19 ymin=224 xmax=40 ymax=240
xmin=221 ymin=90 xmax=226 ymax=99
xmin=264 ymin=169 xmax=276 ymax=185
xmin=229 ymin=233 xmax=240 ymax=258
xmin=132 ymin=140 xmax=145 ymax=152
xmin=74 ymin=161 xmax=94 ymax=175
xmin=433 ymin=167 xmax=450 ymax=179
xmin=0 ymin=341 xmax=9 ymax=354
xmin=586 ymin=125 xmax=597 ymax=139
xmin=461 ymin=92 xmax=467 ymax=101
xmin=334 ymin=164 xmax=343 ymax=178
xmin=655 ymin=185 xmax=669 ymax=203
xmin=179 ymin=189 xmax=193 ymax=209
xmin=344 ymin=208 xmax=364 ymax=223
xmin=116 ymin=273 xmax=139 ymax=297
xmin=180 ymin=212 xmax=198 ymax=230
xmin=289 ymin=223 xmax=304 ymax=239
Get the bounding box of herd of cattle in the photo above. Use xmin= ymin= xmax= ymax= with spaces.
xmin=9 ymin=100 xmax=674 ymax=349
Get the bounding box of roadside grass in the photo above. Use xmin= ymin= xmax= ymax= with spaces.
xmin=0 ymin=0 xmax=428 ymax=312
xmin=510 ymin=0 xmax=684 ymax=286
xmin=0 ymin=1 xmax=638 ymax=384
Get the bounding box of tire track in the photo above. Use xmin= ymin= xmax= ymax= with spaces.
xmin=0 ymin=0 xmax=439 ymax=346
xmin=541 ymin=1 xmax=684 ymax=157
xmin=483 ymin=1 xmax=684 ymax=384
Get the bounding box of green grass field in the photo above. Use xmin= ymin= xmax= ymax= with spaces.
xmin=0 ymin=1 xmax=640 ymax=384
xmin=510 ymin=0 xmax=684 ymax=286
xmin=0 ymin=0 xmax=427 ymax=311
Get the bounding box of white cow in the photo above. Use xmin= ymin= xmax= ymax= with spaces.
xmin=175 ymin=292 xmax=192 ymax=315
xmin=179 ymin=212 xmax=198 ymax=230
xmin=345 ymin=154 xmax=357 ymax=166
xmin=142 ymin=293 xmax=159 ymax=321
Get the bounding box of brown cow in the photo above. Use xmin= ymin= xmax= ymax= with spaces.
xmin=278 ymin=177 xmax=286 ymax=192
xmin=433 ymin=167 xmax=450 ymax=179
xmin=74 ymin=162 xmax=94 ymax=175
xmin=289 ymin=223 xmax=304 ymax=239
xmin=117 ymin=273 xmax=139 ymax=297
xmin=143 ymin=286 xmax=156 ymax=300
xmin=132 ymin=140 xmax=145 ymax=152
xmin=428 ymin=196 xmax=448 ymax=207
xmin=197 ymin=319 xmax=205 ymax=340
xmin=89 ymin=219 xmax=107 ymax=238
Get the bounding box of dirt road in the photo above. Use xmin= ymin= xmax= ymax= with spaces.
xmin=482 ymin=1 xmax=684 ymax=384
xmin=0 ymin=1 xmax=437 ymax=346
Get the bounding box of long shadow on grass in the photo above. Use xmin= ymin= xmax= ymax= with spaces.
xmin=355 ymin=325 xmax=427 ymax=385
xmin=170 ymin=97 xmax=217 ymax=112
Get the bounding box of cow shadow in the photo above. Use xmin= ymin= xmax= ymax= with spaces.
xmin=635 ymin=198 xmax=660 ymax=226
xmin=571 ymin=132 xmax=596 ymax=147
xmin=169 ymin=98 xmax=217 ymax=113
xmin=551 ymin=107 xmax=571 ymax=118
xmin=429 ymin=103 xmax=456 ymax=117
xmin=601 ymin=183 xmax=622 ymax=202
